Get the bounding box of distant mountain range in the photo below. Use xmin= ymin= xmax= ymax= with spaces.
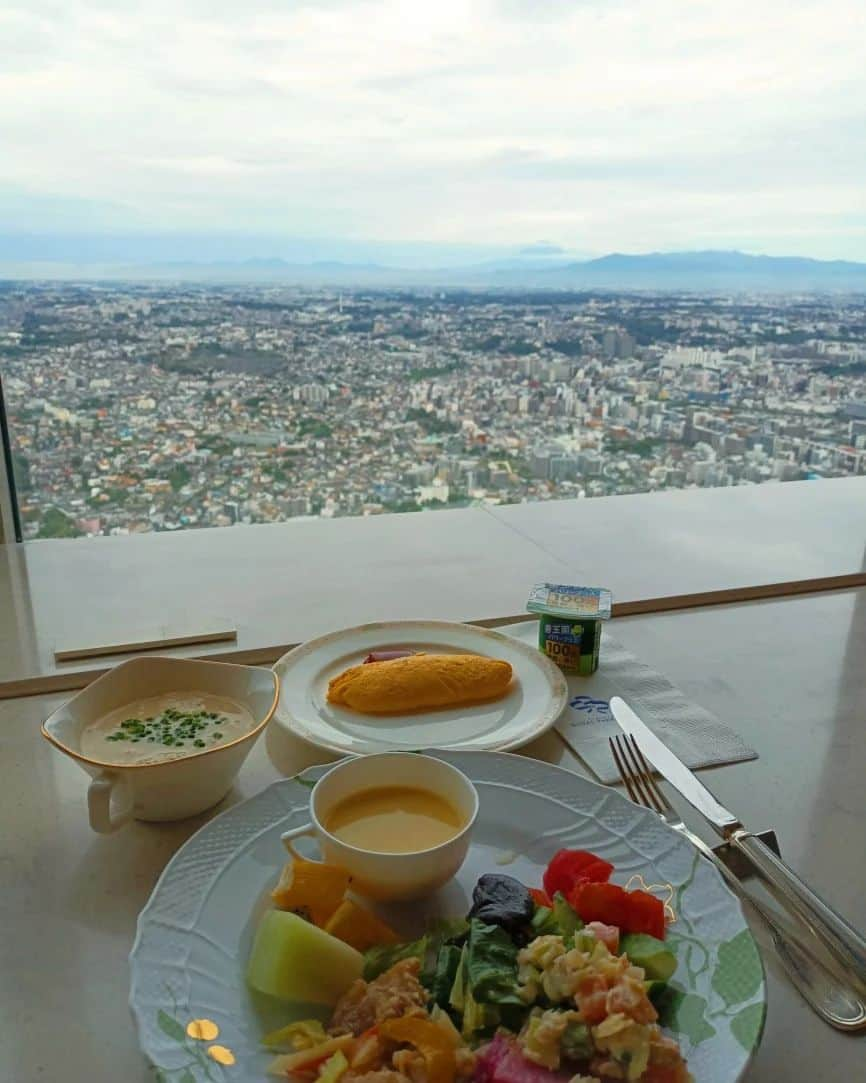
xmin=549 ymin=250 xmax=866 ymax=290
xmin=159 ymin=249 xmax=866 ymax=291
xmin=2 ymin=243 xmax=865 ymax=291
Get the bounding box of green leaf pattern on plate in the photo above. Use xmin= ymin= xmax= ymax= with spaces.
xmin=656 ymin=851 xmax=765 ymax=1054
xmin=712 ymin=929 xmax=764 ymax=1007
xmin=730 ymin=1002 xmax=765 ymax=1052
xmin=157 ymin=1010 xmax=187 ymax=1044
xmin=152 ymin=995 xmax=222 ymax=1082
xmin=661 ymin=990 xmax=717 ymax=1045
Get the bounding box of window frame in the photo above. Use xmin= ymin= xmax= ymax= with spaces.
xmin=0 ymin=374 xmax=22 ymax=543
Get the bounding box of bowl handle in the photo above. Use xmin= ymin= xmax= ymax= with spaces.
xmin=88 ymin=771 xmax=134 ymax=834
xmin=280 ymin=823 xmax=320 ymax=860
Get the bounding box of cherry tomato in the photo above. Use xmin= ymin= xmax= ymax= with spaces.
xmin=626 ymin=889 xmax=666 ymax=940
xmin=528 ymin=887 xmax=553 ymax=909
xmin=543 ymin=849 xmax=614 ymax=898
xmin=571 ymin=881 xmax=630 ymax=927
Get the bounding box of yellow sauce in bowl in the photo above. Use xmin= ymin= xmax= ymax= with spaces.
xmin=325 ymin=785 xmax=465 ymax=853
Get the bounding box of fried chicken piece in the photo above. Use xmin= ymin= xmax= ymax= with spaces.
xmin=330 ymin=958 xmax=429 ymax=1037
xmin=344 ymin=1071 xmax=412 ymax=1083
xmin=392 ymin=1049 xmax=428 ymax=1083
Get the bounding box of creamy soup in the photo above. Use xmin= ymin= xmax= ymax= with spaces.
xmin=325 ymin=785 xmax=464 ymax=852
xmin=80 ymin=691 xmax=255 ymax=765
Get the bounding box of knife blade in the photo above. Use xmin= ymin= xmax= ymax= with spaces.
xmin=609 ymin=695 xmax=741 ymax=836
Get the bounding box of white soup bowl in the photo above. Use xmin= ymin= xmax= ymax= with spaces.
xmin=42 ymin=656 xmax=279 ymax=833
xmin=281 ymin=752 xmax=479 ymax=901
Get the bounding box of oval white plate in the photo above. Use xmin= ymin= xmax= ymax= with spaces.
xmin=130 ymin=752 xmax=765 ymax=1083
xmin=271 ymin=620 xmax=569 ymax=756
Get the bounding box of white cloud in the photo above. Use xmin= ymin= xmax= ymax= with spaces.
xmin=1 ymin=0 xmax=864 ymax=257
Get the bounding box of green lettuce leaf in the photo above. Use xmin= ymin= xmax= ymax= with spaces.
xmin=362 ymin=936 xmax=428 ymax=981
xmin=465 ymin=919 xmax=523 ymax=1005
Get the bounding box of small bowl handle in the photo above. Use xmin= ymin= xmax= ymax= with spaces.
xmin=280 ymin=823 xmax=321 ymax=860
xmin=88 ymin=771 xmax=134 ymax=834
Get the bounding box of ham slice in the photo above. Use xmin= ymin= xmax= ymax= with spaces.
xmin=475 ymin=1035 xmax=511 ymax=1083
xmin=475 ymin=1036 xmax=572 ymax=1083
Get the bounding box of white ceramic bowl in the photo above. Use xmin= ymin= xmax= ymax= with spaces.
xmin=281 ymin=752 xmax=479 ymax=900
xmin=42 ymin=656 xmax=279 ymax=833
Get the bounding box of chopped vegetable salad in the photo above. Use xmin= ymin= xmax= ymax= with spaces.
xmin=250 ymin=849 xmax=692 ymax=1083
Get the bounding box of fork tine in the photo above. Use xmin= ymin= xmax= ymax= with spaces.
xmin=610 ymin=734 xmax=658 ymax=811
xmin=628 ymin=735 xmax=674 ymax=814
xmin=619 ymin=734 xmax=667 ymax=814
xmin=609 ymin=736 xmax=642 ymax=804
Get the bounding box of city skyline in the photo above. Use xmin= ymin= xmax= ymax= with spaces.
xmin=2 ymin=282 xmax=864 ymax=540
xmin=3 ymin=0 xmax=865 ymax=260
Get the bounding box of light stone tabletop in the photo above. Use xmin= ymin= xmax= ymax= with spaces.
xmin=2 ymin=589 xmax=864 ymax=1081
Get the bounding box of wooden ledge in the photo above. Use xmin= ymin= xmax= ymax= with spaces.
xmin=4 ymin=571 xmax=864 ymax=701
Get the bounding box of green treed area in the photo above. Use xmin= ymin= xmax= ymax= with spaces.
xmin=36 ymin=507 xmax=83 ymax=539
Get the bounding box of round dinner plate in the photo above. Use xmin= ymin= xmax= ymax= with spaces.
xmin=271 ymin=620 xmax=569 ymax=756
xmin=130 ymin=752 xmax=766 ymax=1083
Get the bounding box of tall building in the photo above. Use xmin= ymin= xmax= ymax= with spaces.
xmin=601 ymin=329 xmax=636 ymax=360
xmin=549 ymin=453 xmax=579 ymax=482
xmin=295 ymin=384 xmax=330 ymax=404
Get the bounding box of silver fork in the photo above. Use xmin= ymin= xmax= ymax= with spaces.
xmin=609 ymin=733 xmax=866 ymax=1032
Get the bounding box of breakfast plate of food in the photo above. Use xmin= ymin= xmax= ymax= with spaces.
xmin=129 ymin=752 xmax=766 ymax=1083
xmin=271 ymin=621 xmax=569 ymax=756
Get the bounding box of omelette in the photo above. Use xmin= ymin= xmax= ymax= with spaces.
xmin=327 ymin=652 xmax=513 ymax=714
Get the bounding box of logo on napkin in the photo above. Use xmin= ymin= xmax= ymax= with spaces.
xmin=568 ymin=695 xmax=612 ymax=726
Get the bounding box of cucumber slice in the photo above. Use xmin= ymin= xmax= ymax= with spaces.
xmin=620 ymin=932 xmax=677 ymax=982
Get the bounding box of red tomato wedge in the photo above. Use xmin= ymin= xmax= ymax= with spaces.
xmin=545 ymin=848 xmax=667 ymax=939
xmin=571 ymin=882 xmax=667 ymax=940
xmin=625 ymin=889 xmax=667 ymax=940
xmin=570 ymin=882 xmax=630 ymax=928
xmin=528 ymin=888 xmax=553 ymax=909
xmin=542 ymin=849 xmax=614 ymax=898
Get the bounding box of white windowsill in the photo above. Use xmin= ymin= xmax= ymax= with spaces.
xmin=1 ymin=476 xmax=865 ymax=696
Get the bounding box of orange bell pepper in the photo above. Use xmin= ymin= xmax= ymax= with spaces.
xmin=271 ymin=857 xmax=350 ymax=926
xmin=266 ymin=1035 xmax=354 ymax=1077
xmin=380 ymin=1017 xmax=456 ymax=1083
xmin=324 ymin=899 xmax=400 ymax=952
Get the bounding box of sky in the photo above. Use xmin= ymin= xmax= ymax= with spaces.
xmin=1 ymin=0 xmax=865 ymax=263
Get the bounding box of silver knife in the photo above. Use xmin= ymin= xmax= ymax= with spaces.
xmin=610 ymin=696 xmax=866 ymax=995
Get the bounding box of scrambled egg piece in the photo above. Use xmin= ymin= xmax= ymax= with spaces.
xmin=519 ymin=1008 xmax=582 ymax=1069
xmin=517 ymin=935 xmax=647 ymax=1011
xmin=593 ymin=1013 xmax=651 ymax=1081
xmin=516 ymin=931 xmax=692 ymax=1083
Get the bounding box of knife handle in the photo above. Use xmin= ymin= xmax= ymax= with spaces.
xmin=730 ymin=829 xmax=866 ymax=993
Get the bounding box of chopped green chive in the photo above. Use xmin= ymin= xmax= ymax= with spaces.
xmin=107 ymin=709 xmax=230 ymax=750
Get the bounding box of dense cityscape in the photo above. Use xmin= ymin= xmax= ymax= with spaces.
xmin=1 ymin=281 xmax=865 ymax=539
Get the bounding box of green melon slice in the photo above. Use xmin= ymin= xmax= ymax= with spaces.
xmin=247 ymin=910 xmax=364 ymax=1004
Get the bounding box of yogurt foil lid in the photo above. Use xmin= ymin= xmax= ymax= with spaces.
xmin=526 ymin=583 xmax=612 ymax=620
